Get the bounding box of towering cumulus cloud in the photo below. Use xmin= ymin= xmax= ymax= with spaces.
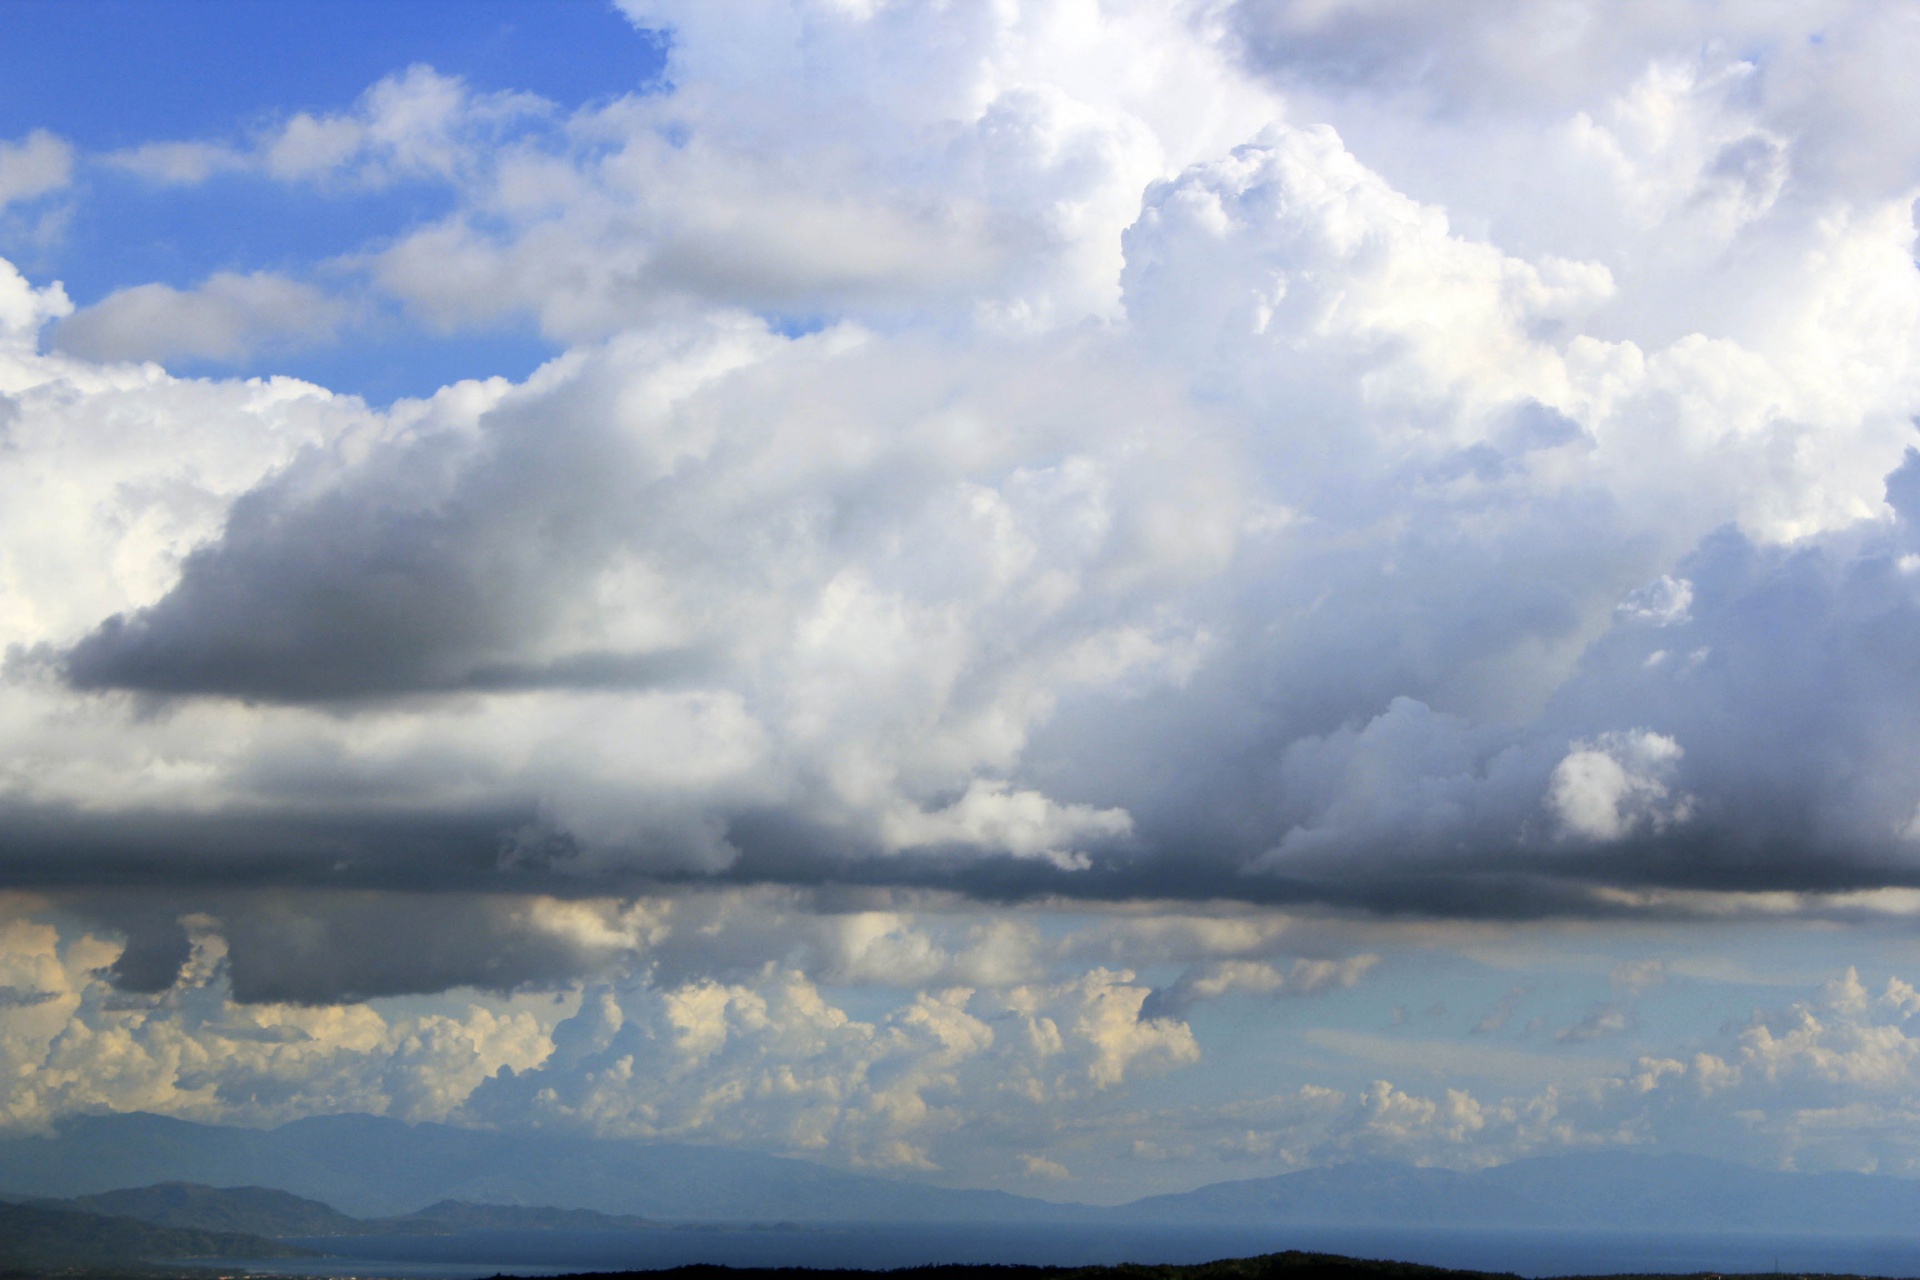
xmin=4 ymin=0 xmax=1920 ymax=1193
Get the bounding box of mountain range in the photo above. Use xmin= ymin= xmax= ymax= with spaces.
xmin=27 ymin=1180 xmax=660 ymax=1236
xmin=4 ymin=1112 xmax=1920 ymax=1235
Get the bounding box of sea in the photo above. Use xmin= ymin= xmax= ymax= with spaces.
xmin=220 ymin=1224 xmax=1920 ymax=1279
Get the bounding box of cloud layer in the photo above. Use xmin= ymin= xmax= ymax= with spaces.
xmin=8 ymin=6 xmax=1920 ymax=1199
xmin=6 ymin=896 xmax=1920 ymax=1194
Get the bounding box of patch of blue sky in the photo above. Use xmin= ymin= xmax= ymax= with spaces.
xmin=12 ymin=168 xmax=456 ymax=299
xmin=0 ymin=0 xmax=668 ymax=402
xmin=2 ymin=168 xmax=563 ymax=402
xmin=0 ymin=0 xmax=667 ymax=148
xmin=765 ymin=313 xmax=836 ymax=340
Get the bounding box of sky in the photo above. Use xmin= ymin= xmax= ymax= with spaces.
xmin=5 ymin=0 xmax=1920 ymax=1203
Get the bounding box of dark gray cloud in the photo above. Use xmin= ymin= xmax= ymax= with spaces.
xmin=62 ymin=377 xmax=656 ymax=701
xmin=36 ymin=439 xmax=1920 ymax=929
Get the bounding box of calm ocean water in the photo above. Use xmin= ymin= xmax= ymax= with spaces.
xmin=222 ymin=1224 xmax=1920 ymax=1279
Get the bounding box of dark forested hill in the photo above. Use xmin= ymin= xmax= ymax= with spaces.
xmin=0 ymin=1200 xmax=307 ymax=1265
xmin=23 ymin=1182 xmax=665 ymax=1238
xmin=61 ymin=1180 xmax=363 ymax=1236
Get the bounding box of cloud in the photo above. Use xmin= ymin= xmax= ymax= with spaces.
xmin=462 ymin=961 xmax=1197 ymax=1166
xmin=10 ymin=48 xmax=1920 ymax=911
xmin=1099 ymin=966 xmax=1920 ymax=1179
xmin=1141 ymin=955 xmax=1378 ymax=1019
xmin=4 ymin=2 xmax=1920 ymax=977
xmin=0 ymin=131 xmax=72 ymax=208
xmin=1556 ymin=1003 xmax=1634 ymax=1044
xmin=52 ymin=272 xmax=352 ymax=364
xmin=362 ymin=2 xmax=1286 ymax=338
xmin=108 ymin=66 xmax=551 ymax=194
xmin=1472 ymin=987 xmax=1530 ymax=1036
xmin=0 ymin=910 xmax=560 ymax=1133
xmin=1547 ymin=730 xmax=1692 ymax=843
xmin=0 ymin=894 xmax=1915 ymax=1193
xmin=105 ymin=141 xmax=247 ymax=186
xmin=1019 ymin=1153 xmax=1071 ymax=1180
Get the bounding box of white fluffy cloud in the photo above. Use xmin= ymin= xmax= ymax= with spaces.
xmin=0 ymin=896 xmax=1357 ymax=1186
xmin=7 ymin=0 xmax=1920 ymax=912
xmin=0 ymin=131 xmax=71 ymax=209
xmin=54 ymin=272 xmax=352 ymax=364
xmin=0 ymin=905 xmax=556 ymax=1131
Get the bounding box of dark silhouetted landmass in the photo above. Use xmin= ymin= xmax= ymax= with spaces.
xmin=23 ymin=1182 xmax=659 ymax=1238
xmin=0 ymin=1247 xmax=1915 ymax=1280
xmin=480 ymin=1255 xmax=1918 ymax=1280
xmin=58 ymin=1181 xmax=364 ymax=1236
xmin=489 ymin=1259 xmax=1511 ymax=1280
xmin=0 ymin=1200 xmax=308 ymax=1266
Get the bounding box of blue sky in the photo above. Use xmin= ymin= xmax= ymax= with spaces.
xmin=0 ymin=0 xmax=663 ymax=399
xmin=5 ymin=0 xmax=1920 ymax=1200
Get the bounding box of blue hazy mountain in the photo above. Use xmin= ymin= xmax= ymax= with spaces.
xmin=1127 ymin=1152 xmax=1920 ymax=1234
xmin=6 ymin=1113 xmax=1920 ymax=1234
xmin=33 ymin=1181 xmax=664 ymax=1236
xmin=0 ymin=1112 xmax=1097 ymax=1221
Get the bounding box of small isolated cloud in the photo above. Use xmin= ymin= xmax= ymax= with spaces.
xmin=1612 ymin=958 xmax=1667 ymax=997
xmin=1018 ymin=1154 xmax=1071 ymax=1180
xmin=1618 ymin=575 xmax=1694 ymax=626
xmin=0 ymin=130 xmax=72 ymax=208
xmin=1556 ymin=1003 xmax=1634 ymax=1043
xmin=1548 ymin=730 xmax=1693 ymax=843
xmin=107 ymin=65 xmax=549 ymax=196
xmin=107 ymin=140 xmax=248 ymax=185
xmin=880 ymin=779 xmax=1134 ymax=869
xmin=1471 ymin=986 xmax=1530 ymax=1035
xmin=1141 ymin=955 xmax=1378 ymax=1019
xmin=53 ymin=272 xmax=351 ymax=364
xmin=1555 ymin=958 xmax=1667 ymax=1043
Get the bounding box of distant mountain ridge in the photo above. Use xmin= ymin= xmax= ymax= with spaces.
xmin=0 ymin=1112 xmax=1095 ymax=1222
xmin=7 ymin=1112 xmax=1920 ymax=1235
xmin=28 ymin=1180 xmax=660 ymax=1238
xmin=1128 ymin=1152 xmax=1920 ymax=1234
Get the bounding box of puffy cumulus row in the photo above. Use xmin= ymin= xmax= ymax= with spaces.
xmin=0 ymin=906 xmax=556 ymax=1131
xmin=73 ymin=886 xmax=1366 ymax=1009
xmin=1165 ymin=967 xmax=1920 ymax=1181
xmin=13 ymin=895 xmax=1920 ymax=1192
xmin=462 ymin=965 xmax=1202 ymax=1173
xmin=0 ymin=897 xmax=1353 ymax=1185
xmin=5 ymin=1 xmax=1920 ymax=957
